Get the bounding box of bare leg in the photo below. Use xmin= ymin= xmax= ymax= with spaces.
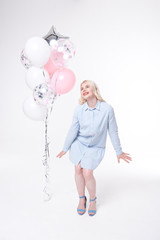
xmin=75 ymin=162 xmax=86 ymax=214
xmin=83 ymin=168 xmax=96 ymax=212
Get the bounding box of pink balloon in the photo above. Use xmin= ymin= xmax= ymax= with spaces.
xmin=50 ymin=68 xmax=76 ymax=94
xmin=44 ymin=57 xmax=58 ymax=79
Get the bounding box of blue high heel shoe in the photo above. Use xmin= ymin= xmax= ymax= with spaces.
xmin=77 ymin=195 xmax=87 ymax=215
xmin=88 ymin=196 xmax=97 ymax=216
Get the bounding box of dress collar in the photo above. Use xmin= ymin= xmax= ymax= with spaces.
xmin=84 ymin=100 xmax=101 ymax=111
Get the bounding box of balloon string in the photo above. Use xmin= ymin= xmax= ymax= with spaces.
xmin=42 ymin=91 xmax=59 ymax=201
xmin=43 ymin=107 xmax=52 ymax=201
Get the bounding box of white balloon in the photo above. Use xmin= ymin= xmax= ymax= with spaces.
xmin=50 ymin=39 xmax=58 ymax=49
xmin=25 ymin=37 xmax=51 ymax=67
xmin=25 ymin=66 xmax=50 ymax=89
xmin=23 ymin=95 xmax=47 ymax=121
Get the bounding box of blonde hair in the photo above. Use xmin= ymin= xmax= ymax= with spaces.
xmin=79 ymin=80 xmax=106 ymax=105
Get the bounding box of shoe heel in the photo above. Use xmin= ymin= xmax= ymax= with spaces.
xmin=88 ymin=196 xmax=97 ymax=216
xmin=77 ymin=195 xmax=87 ymax=215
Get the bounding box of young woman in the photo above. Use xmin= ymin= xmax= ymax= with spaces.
xmin=56 ymin=80 xmax=132 ymax=216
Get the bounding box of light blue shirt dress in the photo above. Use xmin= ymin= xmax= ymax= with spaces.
xmin=62 ymin=100 xmax=123 ymax=170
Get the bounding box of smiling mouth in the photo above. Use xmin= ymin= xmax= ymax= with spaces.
xmin=83 ymin=92 xmax=89 ymax=96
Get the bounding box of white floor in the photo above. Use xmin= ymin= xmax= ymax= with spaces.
xmin=1 ymin=153 xmax=160 ymax=240
xmin=1 ymin=0 xmax=160 ymax=239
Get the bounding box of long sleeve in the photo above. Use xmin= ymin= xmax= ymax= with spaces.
xmin=107 ymin=106 xmax=123 ymax=155
xmin=62 ymin=107 xmax=80 ymax=152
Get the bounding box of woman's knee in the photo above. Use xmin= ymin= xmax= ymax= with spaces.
xmin=75 ymin=162 xmax=83 ymax=175
xmin=83 ymin=169 xmax=93 ymax=180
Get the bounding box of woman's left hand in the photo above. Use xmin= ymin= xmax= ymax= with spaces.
xmin=117 ymin=152 xmax=132 ymax=164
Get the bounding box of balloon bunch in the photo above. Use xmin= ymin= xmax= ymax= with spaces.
xmin=21 ymin=26 xmax=76 ymax=201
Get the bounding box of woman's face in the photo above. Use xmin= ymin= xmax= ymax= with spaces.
xmin=80 ymin=82 xmax=95 ymax=100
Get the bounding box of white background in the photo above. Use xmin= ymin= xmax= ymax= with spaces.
xmin=0 ymin=0 xmax=160 ymax=239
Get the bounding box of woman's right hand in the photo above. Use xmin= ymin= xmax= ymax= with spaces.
xmin=56 ymin=151 xmax=66 ymax=158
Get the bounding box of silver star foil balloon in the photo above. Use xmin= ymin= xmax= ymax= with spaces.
xmin=33 ymin=83 xmax=57 ymax=106
xmin=43 ymin=25 xmax=69 ymax=45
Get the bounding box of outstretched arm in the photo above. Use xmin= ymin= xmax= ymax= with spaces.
xmin=57 ymin=107 xmax=80 ymax=158
xmin=107 ymin=106 xmax=132 ymax=163
xmin=107 ymin=106 xmax=123 ymax=156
